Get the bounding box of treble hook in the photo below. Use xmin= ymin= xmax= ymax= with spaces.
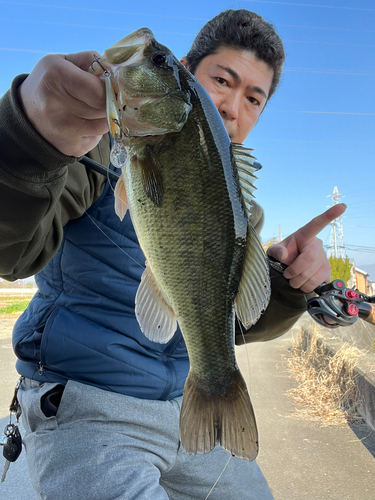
xmin=90 ymin=54 xmax=110 ymax=77
xmin=111 ymin=118 xmax=130 ymax=139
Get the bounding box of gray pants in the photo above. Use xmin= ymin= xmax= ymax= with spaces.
xmin=18 ymin=378 xmax=274 ymax=500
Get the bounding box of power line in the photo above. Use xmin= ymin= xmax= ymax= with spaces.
xmin=0 ymin=47 xmax=48 ymax=54
xmin=253 ymin=148 xmax=375 ymax=153
xmin=240 ymin=0 xmax=375 ymax=12
xmin=2 ymin=2 xmax=375 ymax=35
xmin=268 ymin=110 xmax=375 ymax=116
xmin=253 ymin=138 xmax=374 ymax=145
xmin=277 ymin=23 xmax=375 ymax=34
xmin=284 ymin=68 xmax=375 ymax=76
xmin=283 ymin=39 xmax=375 ymax=48
xmin=0 ymin=18 xmax=197 ymax=36
xmin=2 ymin=17 xmax=374 ymax=49
xmin=0 ymin=1 xmax=207 ymax=20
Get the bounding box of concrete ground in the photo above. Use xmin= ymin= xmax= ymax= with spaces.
xmin=0 ymin=316 xmax=374 ymax=499
xmin=237 ymin=321 xmax=375 ymax=500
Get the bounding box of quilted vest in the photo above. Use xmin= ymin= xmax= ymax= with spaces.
xmin=12 ymin=166 xmax=189 ymax=400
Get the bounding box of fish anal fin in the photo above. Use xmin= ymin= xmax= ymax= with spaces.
xmin=235 ymin=223 xmax=271 ymax=328
xmin=135 ymin=263 xmax=177 ymax=343
xmin=114 ymin=176 xmax=129 ymax=220
xmin=138 ymin=146 xmax=164 ymax=207
xmin=180 ymin=370 xmax=258 ymax=462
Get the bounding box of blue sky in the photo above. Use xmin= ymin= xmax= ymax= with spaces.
xmin=1 ymin=0 xmax=374 ymax=268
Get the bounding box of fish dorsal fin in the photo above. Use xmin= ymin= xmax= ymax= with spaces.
xmin=135 ymin=262 xmax=177 ymax=343
xmin=137 ymin=145 xmax=164 ymax=207
xmin=235 ymin=223 xmax=271 ymax=328
xmin=114 ymin=176 xmax=129 ymax=221
xmin=231 ymin=143 xmax=260 ymax=220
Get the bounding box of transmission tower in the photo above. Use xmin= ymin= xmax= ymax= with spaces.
xmin=326 ymin=186 xmax=346 ymax=259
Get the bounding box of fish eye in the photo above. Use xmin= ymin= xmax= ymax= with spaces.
xmin=151 ymin=53 xmax=167 ymax=66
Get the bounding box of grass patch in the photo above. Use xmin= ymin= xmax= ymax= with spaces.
xmin=285 ymin=326 xmax=364 ymax=426
xmin=0 ymin=300 xmax=30 ymax=314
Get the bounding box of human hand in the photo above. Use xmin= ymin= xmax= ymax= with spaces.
xmin=17 ymin=51 xmax=109 ymax=157
xmin=267 ymin=203 xmax=347 ymax=293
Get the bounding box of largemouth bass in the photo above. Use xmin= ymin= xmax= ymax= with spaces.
xmin=90 ymin=28 xmax=271 ymax=461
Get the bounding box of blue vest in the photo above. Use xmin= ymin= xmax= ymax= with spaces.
xmin=12 ymin=167 xmax=189 ymax=400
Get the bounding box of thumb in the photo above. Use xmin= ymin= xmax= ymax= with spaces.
xmin=267 ymin=244 xmax=288 ymax=263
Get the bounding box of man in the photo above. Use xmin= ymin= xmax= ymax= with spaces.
xmin=0 ymin=9 xmax=345 ymax=500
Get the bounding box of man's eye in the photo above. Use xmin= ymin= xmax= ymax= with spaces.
xmin=247 ymin=96 xmax=260 ymax=105
xmin=216 ymin=77 xmax=226 ymax=85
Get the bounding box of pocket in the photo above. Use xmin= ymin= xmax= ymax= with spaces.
xmin=18 ymin=380 xmax=62 ymax=434
xmin=19 ymin=379 xmax=77 ymax=434
xmin=40 ymin=384 xmax=65 ymax=417
xmin=13 ymin=308 xmax=58 ymax=363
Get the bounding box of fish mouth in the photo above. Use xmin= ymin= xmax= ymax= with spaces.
xmin=114 ymin=91 xmax=191 ymax=138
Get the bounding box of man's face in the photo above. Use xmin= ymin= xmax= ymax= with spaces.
xmin=181 ymin=46 xmax=274 ymax=144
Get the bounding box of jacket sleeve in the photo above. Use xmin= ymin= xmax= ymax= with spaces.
xmin=0 ymin=75 xmax=108 ymax=281
xmin=235 ymin=200 xmax=312 ymax=345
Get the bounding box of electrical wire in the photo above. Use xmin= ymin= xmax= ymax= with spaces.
xmin=239 ymin=0 xmax=375 ymax=12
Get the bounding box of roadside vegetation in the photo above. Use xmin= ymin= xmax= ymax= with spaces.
xmin=286 ymin=326 xmax=364 ymax=426
xmin=0 ymin=292 xmax=35 ymax=315
xmin=329 ymin=255 xmax=352 ymax=285
xmin=0 ymin=301 xmax=31 ymax=314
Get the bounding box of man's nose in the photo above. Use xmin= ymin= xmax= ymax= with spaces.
xmin=217 ymin=91 xmax=240 ymax=121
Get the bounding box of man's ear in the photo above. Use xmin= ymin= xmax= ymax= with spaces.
xmin=180 ymin=56 xmax=189 ymax=69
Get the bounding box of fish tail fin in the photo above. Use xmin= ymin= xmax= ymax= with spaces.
xmin=179 ymin=370 xmax=258 ymax=461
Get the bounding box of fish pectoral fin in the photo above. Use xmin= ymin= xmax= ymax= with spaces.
xmin=180 ymin=369 xmax=259 ymax=462
xmin=114 ymin=176 xmax=129 ymax=220
xmin=231 ymin=143 xmax=260 ymax=220
xmin=135 ymin=262 xmax=177 ymax=343
xmin=234 ymin=223 xmax=271 ymax=329
xmin=137 ymin=146 xmax=164 ymax=207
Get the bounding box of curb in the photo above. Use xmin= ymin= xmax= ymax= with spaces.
xmin=301 ymin=319 xmax=375 ymax=432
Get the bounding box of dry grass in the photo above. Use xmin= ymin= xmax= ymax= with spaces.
xmin=0 ymin=291 xmax=35 ymax=308
xmin=285 ymin=326 xmax=365 ymax=426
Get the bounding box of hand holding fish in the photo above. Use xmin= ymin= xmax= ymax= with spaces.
xmin=267 ymin=203 xmax=347 ymax=293
xmin=17 ymin=51 xmax=108 ymax=157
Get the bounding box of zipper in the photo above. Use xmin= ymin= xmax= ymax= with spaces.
xmin=38 ymin=361 xmax=44 ymax=375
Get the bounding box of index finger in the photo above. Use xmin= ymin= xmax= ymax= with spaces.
xmin=63 ymin=51 xmax=106 ymax=110
xmin=299 ymin=203 xmax=347 ymax=241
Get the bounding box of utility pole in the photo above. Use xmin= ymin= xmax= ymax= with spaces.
xmin=326 ymin=186 xmax=346 ymax=259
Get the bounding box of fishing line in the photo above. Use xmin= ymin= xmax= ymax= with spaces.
xmin=204 ymin=454 xmax=232 ymax=500
xmin=84 ymin=211 xmax=145 ymax=271
xmin=236 ymin=318 xmax=253 ymax=394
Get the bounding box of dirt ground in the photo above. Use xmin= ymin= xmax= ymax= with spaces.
xmin=0 ymin=313 xmax=22 ymax=337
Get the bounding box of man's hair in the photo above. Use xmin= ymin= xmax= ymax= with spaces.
xmin=186 ymin=9 xmax=285 ymax=100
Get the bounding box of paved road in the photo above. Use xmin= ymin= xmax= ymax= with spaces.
xmin=0 ymin=317 xmax=374 ymax=499
xmin=0 ymin=317 xmax=34 ymax=499
xmin=238 ymin=322 xmax=375 ymax=500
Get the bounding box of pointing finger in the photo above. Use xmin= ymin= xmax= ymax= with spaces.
xmin=298 ymin=203 xmax=347 ymax=242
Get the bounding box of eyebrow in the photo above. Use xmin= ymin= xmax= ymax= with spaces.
xmin=216 ymin=64 xmax=268 ymax=100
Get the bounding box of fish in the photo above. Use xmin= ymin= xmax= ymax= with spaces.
xmin=90 ymin=28 xmax=271 ymax=461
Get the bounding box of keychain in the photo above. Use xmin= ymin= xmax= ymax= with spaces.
xmin=1 ymin=376 xmax=24 ymax=482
